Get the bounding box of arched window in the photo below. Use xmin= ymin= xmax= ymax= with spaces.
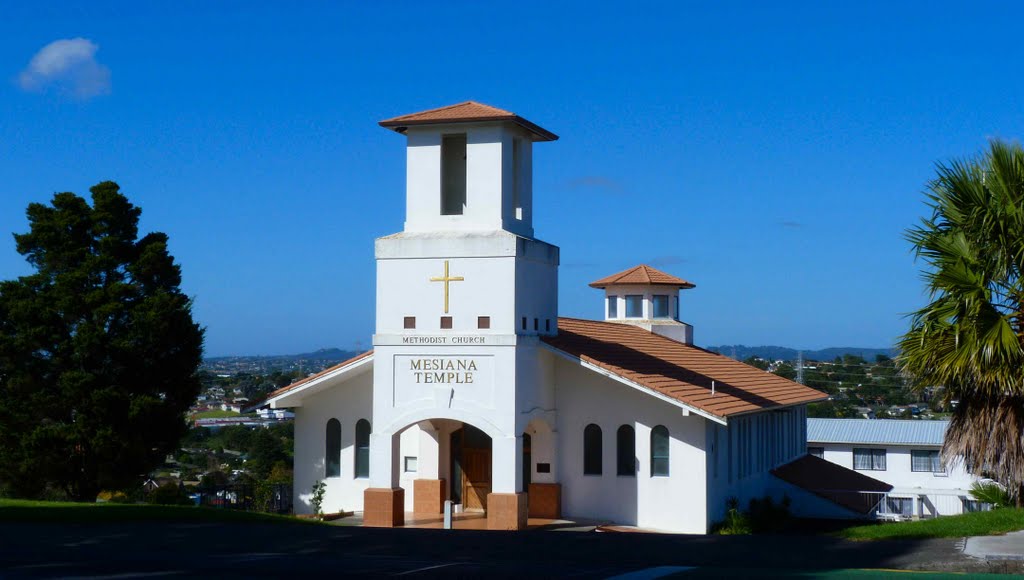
xmin=325 ymin=419 xmax=341 ymax=478
xmin=583 ymin=423 xmax=602 ymax=475
xmin=616 ymin=424 xmax=635 ymax=476
xmin=355 ymin=419 xmax=371 ymax=479
xmin=651 ymin=425 xmax=670 ymax=477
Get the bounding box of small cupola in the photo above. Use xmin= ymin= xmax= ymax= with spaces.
xmin=589 ymin=265 xmax=696 ymax=344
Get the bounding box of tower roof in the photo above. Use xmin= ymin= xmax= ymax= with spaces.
xmin=379 ymin=101 xmax=558 ymax=141
xmin=589 ymin=265 xmax=695 ymax=289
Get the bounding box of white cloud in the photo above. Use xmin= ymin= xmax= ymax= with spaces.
xmin=18 ymin=38 xmax=111 ymax=99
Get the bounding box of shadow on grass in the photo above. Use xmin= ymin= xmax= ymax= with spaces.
xmin=0 ymin=499 xmax=312 ymax=525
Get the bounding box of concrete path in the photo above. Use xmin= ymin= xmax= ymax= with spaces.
xmin=964 ymin=529 xmax=1024 ymax=561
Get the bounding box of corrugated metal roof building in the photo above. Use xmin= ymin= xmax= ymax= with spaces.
xmin=807 ymin=418 xmax=948 ymax=446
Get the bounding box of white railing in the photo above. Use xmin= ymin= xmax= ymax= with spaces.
xmin=809 ymin=489 xmax=983 ymax=520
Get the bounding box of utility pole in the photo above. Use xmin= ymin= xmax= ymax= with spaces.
xmin=796 ymin=350 xmax=804 ymax=385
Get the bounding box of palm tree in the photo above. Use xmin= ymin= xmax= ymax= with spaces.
xmin=899 ymin=140 xmax=1024 ymax=505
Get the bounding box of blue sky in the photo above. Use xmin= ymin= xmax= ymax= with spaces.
xmin=2 ymin=2 xmax=1022 ymax=357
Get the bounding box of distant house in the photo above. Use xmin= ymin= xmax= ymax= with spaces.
xmin=807 ymin=419 xmax=984 ymax=518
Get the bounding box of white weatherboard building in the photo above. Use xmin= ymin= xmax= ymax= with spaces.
xmin=265 ymin=101 xmax=828 ymax=533
xmin=807 ymin=419 xmax=983 ymax=518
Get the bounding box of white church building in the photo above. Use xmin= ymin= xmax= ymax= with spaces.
xmin=265 ymin=101 xmax=827 ymax=533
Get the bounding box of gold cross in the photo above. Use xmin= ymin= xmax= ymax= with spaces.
xmin=429 ymin=260 xmax=464 ymax=314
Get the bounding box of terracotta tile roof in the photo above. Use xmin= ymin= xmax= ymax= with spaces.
xmin=265 ymin=350 xmax=373 ymax=400
xmin=589 ymin=265 xmax=695 ymax=289
xmin=772 ymin=454 xmax=893 ymax=514
xmin=542 ymin=318 xmax=826 ymax=419
xmin=379 ymin=101 xmax=558 ymax=141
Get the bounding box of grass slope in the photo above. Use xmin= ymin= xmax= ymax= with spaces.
xmin=837 ymin=508 xmax=1024 ymax=540
xmin=0 ymin=499 xmax=312 ymax=525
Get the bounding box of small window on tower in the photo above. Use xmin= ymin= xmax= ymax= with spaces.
xmin=512 ymin=137 xmax=523 ymax=220
xmin=546 ymin=319 xmax=551 ymax=332
xmin=440 ymin=316 xmax=453 ymax=329
xmin=625 ymin=295 xmax=643 ymax=318
xmin=441 ymin=134 xmax=467 ymax=215
xmin=478 ymin=316 xmax=490 ymax=329
xmin=521 ymin=317 xmax=527 ymax=330
xmin=653 ymin=295 xmax=670 ymax=318
xmin=607 ymin=296 xmax=618 ymax=318
xmin=404 ymin=316 xmax=416 ymax=329
xmin=534 ymin=318 xmax=538 ymax=331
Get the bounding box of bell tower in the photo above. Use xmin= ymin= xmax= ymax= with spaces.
xmin=368 ymin=101 xmax=560 ymax=531
xmin=379 ymin=101 xmax=557 ymax=238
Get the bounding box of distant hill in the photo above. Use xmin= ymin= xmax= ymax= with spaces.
xmin=202 ymin=347 xmax=362 ymax=374
xmin=705 ymin=345 xmax=896 ymax=362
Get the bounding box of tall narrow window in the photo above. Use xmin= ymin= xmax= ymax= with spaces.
xmin=441 ymin=134 xmax=467 ymax=215
xmin=625 ymin=295 xmax=643 ymax=318
xmin=616 ymin=425 xmax=635 ymax=476
xmin=355 ymin=419 xmax=371 ymax=478
xmin=651 ymin=425 xmax=670 ymax=476
xmin=652 ymin=295 xmax=670 ymax=318
xmin=607 ymin=296 xmax=618 ymax=318
xmin=325 ymin=419 xmax=341 ymax=478
xmin=583 ymin=423 xmax=602 ymax=475
xmin=511 ymin=137 xmax=522 ymax=219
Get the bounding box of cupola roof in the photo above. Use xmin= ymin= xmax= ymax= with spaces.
xmin=379 ymin=100 xmax=558 ymax=141
xmin=589 ymin=264 xmax=695 ymax=289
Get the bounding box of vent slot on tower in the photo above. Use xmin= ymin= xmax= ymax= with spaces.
xmin=441 ymin=134 xmax=467 ymax=215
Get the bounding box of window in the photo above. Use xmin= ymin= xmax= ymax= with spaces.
xmin=625 ymin=295 xmax=643 ymax=318
xmin=963 ymin=499 xmax=993 ymax=513
xmin=808 ymin=446 xmax=824 ymax=459
xmin=853 ymin=448 xmax=886 ymax=471
xmin=546 ymin=319 xmax=551 ymax=332
xmin=511 ymin=137 xmax=522 ymax=219
xmin=583 ymin=424 xmax=602 ymax=475
xmin=404 ymin=456 xmax=418 ymax=473
xmin=885 ymin=497 xmax=913 ymax=517
xmin=403 ymin=316 xmax=416 ymax=329
xmin=441 ymin=134 xmax=467 ymax=215
xmin=477 ymin=316 xmax=490 ymax=329
xmin=522 ymin=317 xmax=527 ymax=330
xmin=355 ymin=419 xmax=371 ymax=478
xmin=911 ymin=450 xmax=941 ymax=473
xmin=440 ymin=316 xmax=452 ymax=329
xmin=607 ymin=296 xmax=618 ymax=318
xmin=616 ymin=425 xmax=635 ymax=476
xmin=651 ymin=425 xmax=670 ymax=476
xmin=533 ymin=318 xmax=538 ymax=331
xmin=325 ymin=419 xmax=341 ymax=478
xmin=653 ymin=295 xmax=670 ymax=318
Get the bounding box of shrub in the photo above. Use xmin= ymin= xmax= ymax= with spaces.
xmin=971 ymin=481 xmax=1012 ymax=508
xmin=147 ymin=482 xmax=193 ymax=506
xmin=713 ymin=497 xmax=752 ymax=535
xmin=311 ymin=480 xmax=326 ymax=516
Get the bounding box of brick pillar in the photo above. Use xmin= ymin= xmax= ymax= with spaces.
xmin=363 ymin=487 xmax=404 ymax=527
xmin=413 ymin=479 xmax=446 ymax=516
xmin=527 ymin=483 xmax=561 ymax=519
xmin=486 ymin=492 xmax=528 ymax=530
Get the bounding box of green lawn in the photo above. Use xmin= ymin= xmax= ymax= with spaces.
xmin=837 ymin=508 xmax=1024 ymax=540
xmin=0 ymin=499 xmax=313 ymax=525
xmin=191 ymin=409 xmax=252 ymax=419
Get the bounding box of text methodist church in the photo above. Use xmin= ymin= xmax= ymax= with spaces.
xmin=265 ymin=101 xmax=826 ymax=533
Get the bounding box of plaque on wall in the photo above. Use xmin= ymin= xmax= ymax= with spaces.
xmin=536 ymin=463 xmax=551 ymax=473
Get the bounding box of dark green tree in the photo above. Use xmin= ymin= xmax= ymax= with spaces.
xmin=0 ymin=182 xmax=204 ymax=501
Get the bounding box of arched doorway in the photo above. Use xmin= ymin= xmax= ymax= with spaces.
xmin=449 ymin=423 xmax=492 ymax=511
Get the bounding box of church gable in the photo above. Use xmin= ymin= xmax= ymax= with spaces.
xmin=266 ymin=350 xmax=373 ymax=408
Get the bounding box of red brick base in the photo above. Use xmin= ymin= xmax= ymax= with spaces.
xmin=413 ymin=479 xmax=446 ymax=515
xmin=486 ymin=492 xmax=528 ymax=530
xmin=363 ymin=487 xmax=404 ymax=527
xmin=527 ymin=483 xmax=561 ymax=519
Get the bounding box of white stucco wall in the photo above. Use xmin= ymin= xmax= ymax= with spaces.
xmin=292 ymin=369 xmax=374 ymax=515
xmin=553 ymin=359 xmax=709 ymax=534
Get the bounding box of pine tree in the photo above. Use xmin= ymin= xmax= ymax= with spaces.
xmin=0 ymin=182 xmax=204 ymax=501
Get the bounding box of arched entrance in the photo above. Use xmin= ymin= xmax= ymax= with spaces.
xmin=449 ymin=424 xmax=492 ymax=510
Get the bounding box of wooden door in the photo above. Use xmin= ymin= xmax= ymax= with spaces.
xmin=462 ymin=448 xmax=491 ymax=511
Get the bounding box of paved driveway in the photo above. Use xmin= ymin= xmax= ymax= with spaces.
xmin=1 ymin=522 xmax=1021 ymax=578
